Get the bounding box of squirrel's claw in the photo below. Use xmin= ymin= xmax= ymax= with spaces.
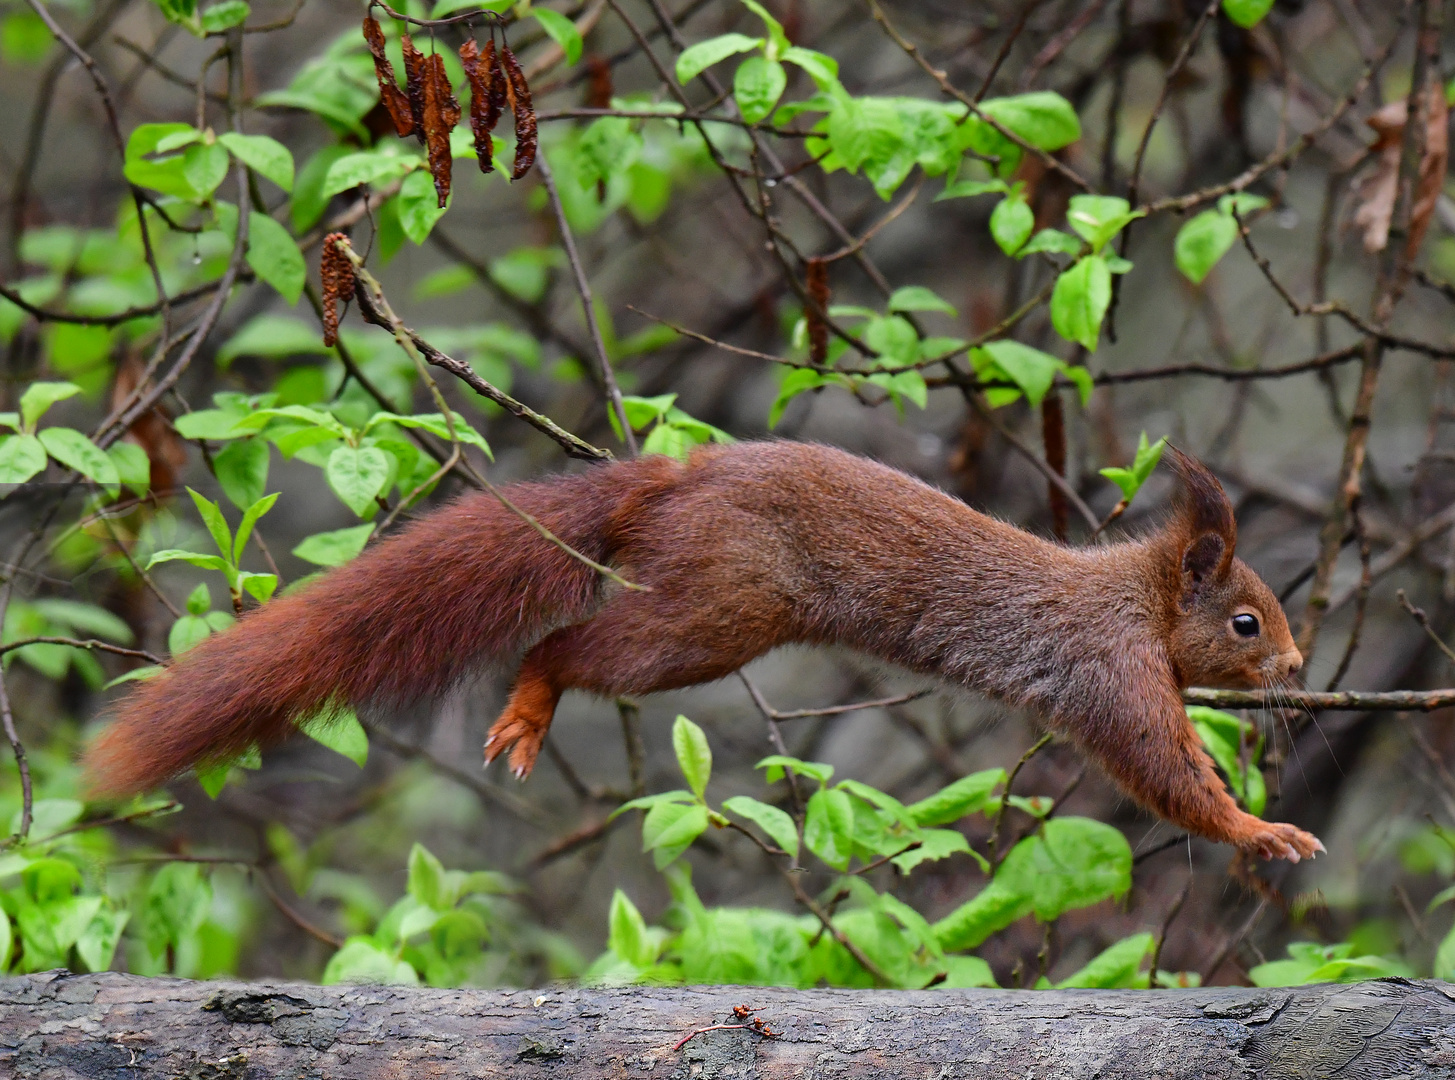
xmin=1243 ymin=821 xmax=1323 ymax=863
xmin=483 ymin=708 xmax=546 ymax=780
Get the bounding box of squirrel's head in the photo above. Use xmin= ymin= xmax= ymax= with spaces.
xmin=1154 ymin=448 xmax=1301 ymax=690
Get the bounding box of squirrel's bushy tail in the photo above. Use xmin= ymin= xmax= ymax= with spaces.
xmin=84 ymin=456 xmax=679 ymax=798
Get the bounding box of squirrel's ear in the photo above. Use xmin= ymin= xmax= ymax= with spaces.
xmin=1166 ymin=447 xmax=1235 ymax=588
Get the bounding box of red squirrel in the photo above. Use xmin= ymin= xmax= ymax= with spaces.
xmin=83 ymin=441 xmax=1322 ymax=862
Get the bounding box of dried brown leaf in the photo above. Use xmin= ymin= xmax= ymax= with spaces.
xmin=586 ymin=55 xmax=613 ymax=110
xmin=1351 ymin=86 xmax=1449 ymax=257
xmin=362 ymin=16 xmax=415 ymax=139
xmin=805 ymin=257 xmax=829 ymax=366
xmin=320 ymin=234 xmax=356 ymax=348
xmin=421 ymin=52 xmax=461 ymax=209
xmin=400 ymin=33 xmax=428 ymax=144
xmin=483 ymin=40 xmax=508 ymax=135
xmin=459 ymin=38 xmax=495 ymax=174
xmin=499 ymin=42 xmax=537 ymax=180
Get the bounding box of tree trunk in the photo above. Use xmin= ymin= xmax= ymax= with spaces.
xmin=3 ymin=972 xmax=1453 ymax=1078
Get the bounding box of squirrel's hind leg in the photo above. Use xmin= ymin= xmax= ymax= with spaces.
xmin=485 ymin=656 xmax=561 ymax=779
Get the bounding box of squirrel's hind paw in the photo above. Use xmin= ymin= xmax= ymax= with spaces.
xmin=484 ymin=711 xmax=547 ymax=780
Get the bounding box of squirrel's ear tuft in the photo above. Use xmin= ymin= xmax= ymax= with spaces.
xmin=1167 ymin=446 xmax=1235 ymax=587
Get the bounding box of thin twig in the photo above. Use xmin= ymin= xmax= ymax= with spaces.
xmin=534 ymin=153 xmax=637 ymax=455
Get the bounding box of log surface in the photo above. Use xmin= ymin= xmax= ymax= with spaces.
xmin=2 ymin=971 xmax=1454 ymax=1078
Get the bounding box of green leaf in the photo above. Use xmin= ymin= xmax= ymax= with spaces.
xmin=934 ymin=817 xmax=1131 ymax=950
xmin=978 ymin=91 xmax=1081 ymax=151
xmin=184 ymin=142 xmax=230 ymax=199
xmin=672 ymin=715 xmax=712 ymax=799
xmin=607 ymin=789 xmax=696 ymax=822
xmin=109 ymin=442 xmax=151 ymax=495
xmin=734 ymin=56 xmax=786 ymax=124
xmin=0 ymin=905 xmax=12 ymax=970
xmin=199 ymin=0 xmax=249 ymax=31
xmin=37 ymin=428 xmax=119 ymax=488
xmin=908 ymin=768 xmax=1007 ymax=826
xmin=0 ymin=434 xmax=47 ymax=484
xmin=213 ymin=438 xmax=269 ymax=510
xmin=327 ymin=446 xmax=390 ymax=517
xmin=32 ymin=599 xmax=133 ymax=643
xmin=739 ymin=0 xmax=788 ymax=54
xmin=245 ymin=214 xmax=306 ymax=305
xmin=1065 ymin=194 xmax=1144 ymax=253
xmin=1217 ymin=192 xmax=1270 ymax=217
xmin=322 ymin=151 xmax=417 ymax=199
xmin=607 ymin=889 xmax=655 ymax=967
xmin=1221 ymin=0 xmax=1274 ymax=29
xmin=990 ymin=190 xmax=1034 ymax=256
xmin=891 ymin=828 xmax=973 ymax=874
xmin=1019 ymin=228 xmax=1082 ymax=257
xmin=1056 ymin=932 xmax=1154 ymax=988
xmin=237 ymin=571 xmax=277 ymax=603
xmin=1188 ymin=705 xmax=1265 ymax=815
xmin=2 ymin=11 xmax=53 ymax=65
xmin=397 ymin=169 xmax=449 ymax=244
xmin=185 ymin=582 xmax=211 ymax=615
xmin=971 ymin=340 xmax=1063 ymax=409
xmin=293 ymin=524 xmax=375 ymax=567
xmin=1050 ymin=255 xmax=1111 ymax=352
xmin=888 ymin=285 xmax=957 ymax=316
xmin=641 ymin=800 xmax=708 ymax=868
xmin=767 ymin=367 xmax=837 ymax=428
xmin=755 ymin=754 xmax=834 ymax=785
xmin=532 ymin=7 xmax=582 ymax=66
xmin=998 ymin=817 xmax=1132 ymax=921
xmin=218 ymin=131 xmax=292 ymax=192
xmin=76 ymin=905 xmax=129 ymax=972
xmin=165 ymin=614 xmax=212 ymax=655
xmin=935 ymin=178 xmax=1007 ymax=201
xmin=186 ymin=486 xmax=234 ymax=562
xmin=406 ymin=842 xmax=447 ymax=910
xmin=675 ymin=33 xmax=763 ymax=83
xmin=292 ymin=145 xmax=351 ymax=232
xmin=151 ymin=0 xmax=198 ymax=29
xmin=1173 ymin=209 xmax=1237 ymax=285
xmin=1436 ymin=922 xmax=1455 ymax=981
xmin=232 ymin=492 xmax=278 ymax=564
xmin=1062 ymin=364 xmax=1094 ymax=407
xmin=1098 ymin=431 xmax=1167 ymax=502
xmin=804 ymin=788 xmax=855 ymax=870
xmin=722 ymin=795 xmax=798 ymax=859
xmin=780 ymin=46 xmax=839 ymax=90
xmin=323 ymin=937 xmax=418 ymax=985
xmin=150 ymin=551 xmax=229 ymax=578
xmin=19 ymin=381 xmax=80 ymax=430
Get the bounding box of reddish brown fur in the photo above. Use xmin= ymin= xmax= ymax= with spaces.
xmin=86 ymin=442 xmax=1320 ymax=861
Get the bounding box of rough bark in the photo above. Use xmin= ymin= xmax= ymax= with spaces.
xmin=2 ymin=972 xmax=1454 ymax=1078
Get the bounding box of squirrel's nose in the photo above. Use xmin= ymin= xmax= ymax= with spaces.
xmin=1283 ymin=650 xmax=1303 ymax=676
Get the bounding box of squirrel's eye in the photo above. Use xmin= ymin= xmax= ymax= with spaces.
xmin=1232 ymin=614 xmax=1260 ymax=637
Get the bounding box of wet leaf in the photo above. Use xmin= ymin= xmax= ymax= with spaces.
xmin=499 ymin=43 xmax=537 ymax=180
xmin=459 ymin=39 xmax=496 ymax=174
xmin=363 ymin=16 xmax=416 ymax=138
xmin=421 ymin=51 xmax=462 ymax=208
xmin=399 ymin=33 xmax=428 ymax=142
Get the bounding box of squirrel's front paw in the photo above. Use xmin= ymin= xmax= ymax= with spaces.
xmin=1242 ymin=820 xmax=1325 ymax=863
